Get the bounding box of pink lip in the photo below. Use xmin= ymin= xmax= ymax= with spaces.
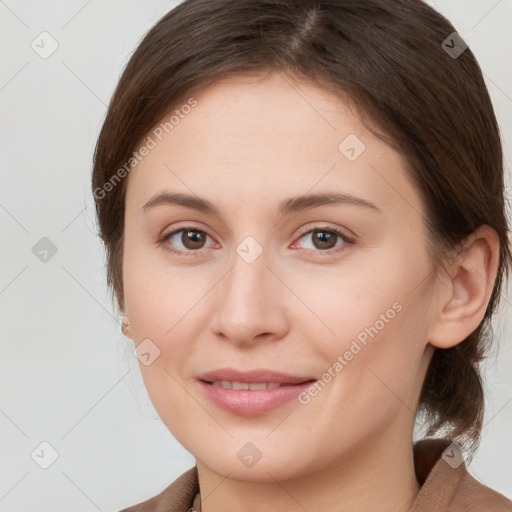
xmin=196 ymin=367 xmax=317 ymax=416
xmin=197 ymin=381 xmax=316 ymax=416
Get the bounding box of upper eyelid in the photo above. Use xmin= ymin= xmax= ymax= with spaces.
xmin=295 ymin=223 xmax=355 ymax=240
xmin=163 ymin=224 xmax=215 ymax=242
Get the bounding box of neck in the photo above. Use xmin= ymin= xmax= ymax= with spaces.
xmin=196 ymin=421 xmax=421 ymax=512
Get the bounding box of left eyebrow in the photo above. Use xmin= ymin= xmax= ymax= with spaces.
xmin=278 ymin=192 xmax=382 ymax=216
xmin=141 ymin=191 xmax=382 ymax=216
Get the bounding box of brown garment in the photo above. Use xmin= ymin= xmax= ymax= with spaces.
xmin=120 ymin=438 xmax=512 ymax=511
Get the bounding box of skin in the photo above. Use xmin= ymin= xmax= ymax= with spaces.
xmin=121 ymin=70 xmax=499 ymax=512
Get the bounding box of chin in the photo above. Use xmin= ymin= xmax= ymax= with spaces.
xmin=194 ymin=440 xmax=316 ymax=483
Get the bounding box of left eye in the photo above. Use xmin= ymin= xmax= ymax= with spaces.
xmin=293 ymin=227 xmax=351 ymax=252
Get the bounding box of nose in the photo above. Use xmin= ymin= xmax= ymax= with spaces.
xmin=211 ymin=242 xmax=290 ymax=347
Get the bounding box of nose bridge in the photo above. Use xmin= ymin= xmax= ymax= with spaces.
xmin=212 ymin=236 xmax=288 ymax=344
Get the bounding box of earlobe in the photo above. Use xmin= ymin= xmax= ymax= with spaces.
xmin=428 ymin=225 xmax=500 ymax=349
xmin=121 ymin=314 xmax=132 ymax=339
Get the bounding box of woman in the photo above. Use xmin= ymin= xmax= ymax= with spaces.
xmin=92 ymin=0 xmax=512 ymax=510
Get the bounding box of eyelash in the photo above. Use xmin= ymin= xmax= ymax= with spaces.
xmin=158 ymin=224 xmax=355 ymax=257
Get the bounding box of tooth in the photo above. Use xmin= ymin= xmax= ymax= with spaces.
xmin=232 ymin=381 xmax=249 ymax=390
xmin=209 ymin=381 xmax=284 ymax=389
xmin=248 ymin=382 xmax=267 ymax=390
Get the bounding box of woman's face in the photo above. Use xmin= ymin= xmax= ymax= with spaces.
xmin=122 ymin=71 xmax=437 ymax=481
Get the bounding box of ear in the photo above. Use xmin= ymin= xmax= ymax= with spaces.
xmin=120 ymin=313 xmax=133 ymax=339
xmin=428 ymin=225 xmax=500 ymax=349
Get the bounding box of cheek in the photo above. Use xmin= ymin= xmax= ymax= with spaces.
xmin=325 ymin=285 xmax=431 ymax=423
xmin=283 ymin=261 xmax=407 ymax=348
xmin=296 ymin=300 xmax=428 ymax=447
xmin=296 ymin=253 xmax=432 ymax=397
xmin=123 ymin=242 xmax=206 ymax=340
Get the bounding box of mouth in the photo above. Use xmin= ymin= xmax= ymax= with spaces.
xmin=201 ymin=380 xmax=315 ymax=390
xmin=196 ymin=367 xmax=317 ymax=385
xmin=196 ymin=368 xmax=318 ymax=416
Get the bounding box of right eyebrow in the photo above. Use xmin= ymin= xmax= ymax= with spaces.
xmin=142 ymin=192 xmax=221 ymax=216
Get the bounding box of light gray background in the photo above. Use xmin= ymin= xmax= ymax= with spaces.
xmin=1 ymin=1 xmax=511 ymax=510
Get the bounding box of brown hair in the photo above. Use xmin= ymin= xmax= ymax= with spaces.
xmin=92 ymin=0 xmax=511 ymax=458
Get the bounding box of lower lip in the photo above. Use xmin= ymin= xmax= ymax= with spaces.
xmin=197 ymin=380 xmax=317 ymax=416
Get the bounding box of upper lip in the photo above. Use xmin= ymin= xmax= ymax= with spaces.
xmin=197 ymin=368 xmax=317 ymax=384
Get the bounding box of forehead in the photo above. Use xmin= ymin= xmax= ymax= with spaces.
xmin=125 ymin=71 xmax=424 ymax=221
xmin=167 ymin=71 xmax=364 ymax=162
